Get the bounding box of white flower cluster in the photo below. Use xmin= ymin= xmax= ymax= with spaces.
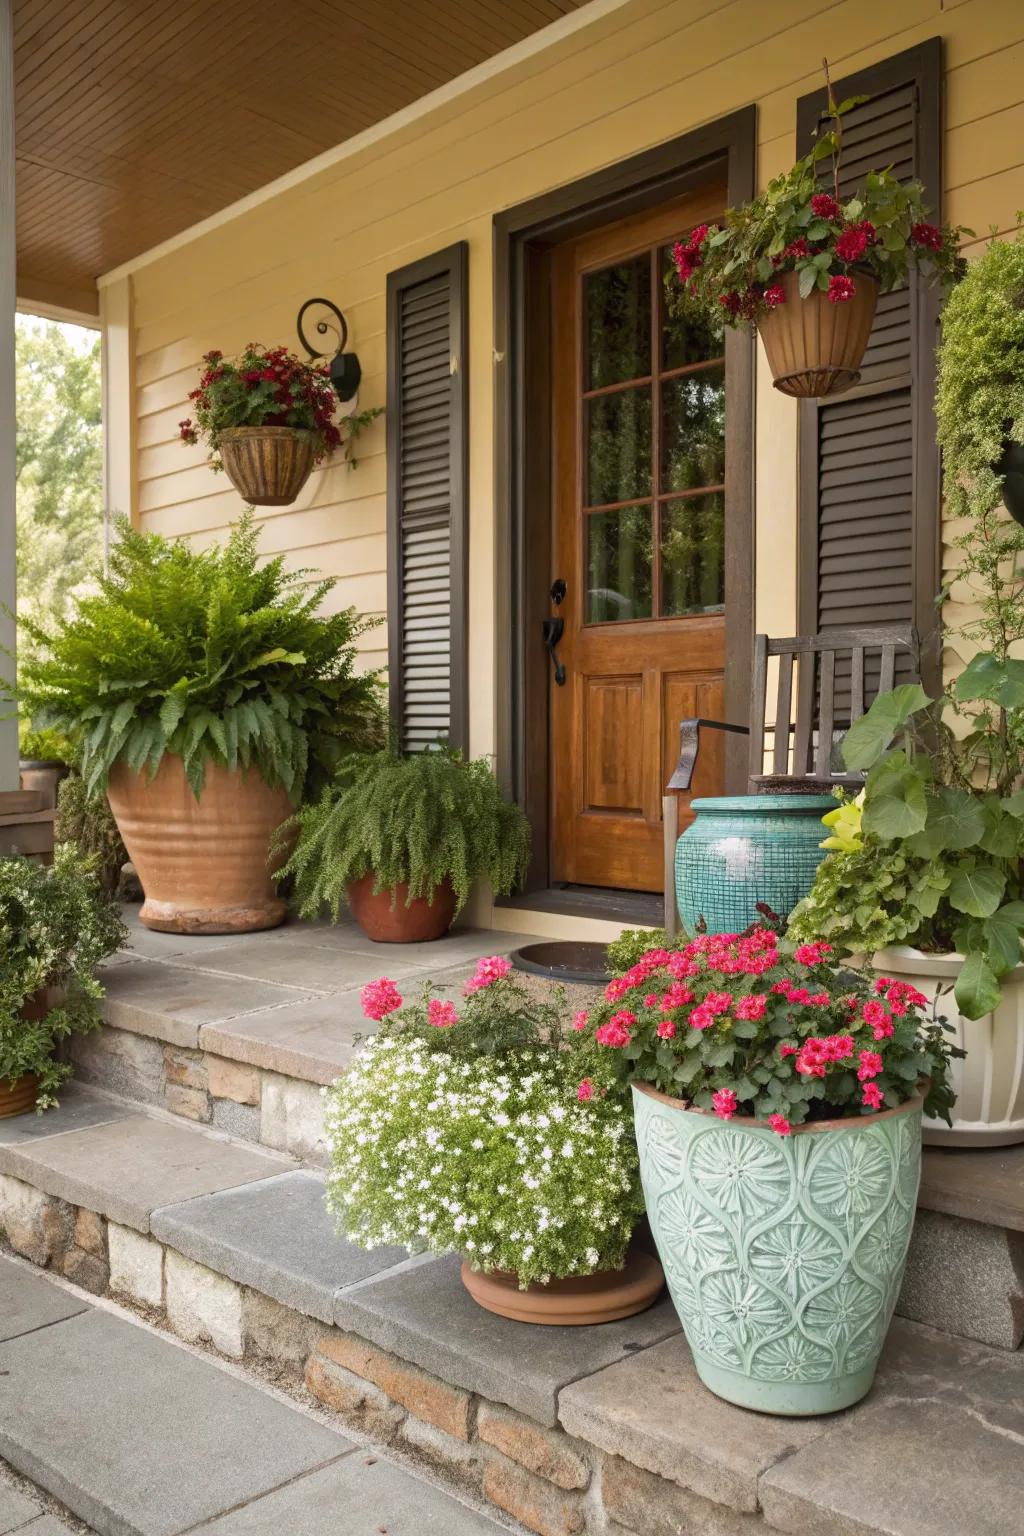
xmin=324 ymin=1037 xmax=642 ymax=1288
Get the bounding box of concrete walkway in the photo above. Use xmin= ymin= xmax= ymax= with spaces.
xmin=0 ymin=1256 xmax=509 ymax=1536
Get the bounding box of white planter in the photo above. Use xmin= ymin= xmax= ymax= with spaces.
xmin=873 ymin=946 xmax=1024 ymax=1147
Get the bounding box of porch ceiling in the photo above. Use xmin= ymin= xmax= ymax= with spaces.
xmin=13 ymin=0 xmax=590 ymax=316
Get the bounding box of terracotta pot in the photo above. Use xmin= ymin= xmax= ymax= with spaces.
xmin=107 ymin=755 xmax=292 ymax=934
xmin=1 ymin=987 xmax=52 ymax=1118
xmin=757 ymin=270 xmax=878 ymax=399
xmin=19 ymin=760 xmax=69 ymax=811
xmin=218 ymin=426 xmax=316 ymax=507
xmin=346 ymin=875 xmax=457 ymax=943
xmin=460 ymin=1249 xmax=664 ymax=1326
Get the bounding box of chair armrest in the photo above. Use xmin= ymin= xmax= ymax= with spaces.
xmin=666 ymin=717 xmax=750 ymax=792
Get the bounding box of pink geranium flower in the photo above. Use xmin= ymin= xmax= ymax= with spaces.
xmin=571 ymin=1010 xmax=589 ymax=1032
xmin=464 ymin=956 xmax=512 ymax=995
xmin=862 ymin=1081 xmax=885 ymax=1110
xmin=577 ymin=1078 xmax=594 ymax=1102
xmin=656 ymin=1017 xmax=676 ymax=1040
xmin=768 ymin=1113 xmax=792 ymax=1137
xmin=427 ymin=998 xmax=458 ymax=1028
xmin=712 ymin=1088 xmax=738 ymax=1120
xmin=360 ymin=977 xmax=404 ymax=1021
xmin=596 ymin=1011 xmax=636 ymax=1048
xmin=857 ymin=1049 xmax=884 ymax=1081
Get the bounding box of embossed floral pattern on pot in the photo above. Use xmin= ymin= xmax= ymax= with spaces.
xmin=633 ymin=1083 xmax=922 ymax=1416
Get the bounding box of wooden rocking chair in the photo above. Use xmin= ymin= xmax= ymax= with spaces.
xmin=662 ymin=625 xmax=919 ymax=934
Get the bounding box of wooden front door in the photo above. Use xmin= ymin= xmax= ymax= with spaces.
xmin=550 ymin=190 xmax=728 ymax=893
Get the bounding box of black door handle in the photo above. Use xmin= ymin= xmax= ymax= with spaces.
xmin=542 ymin=617 xmax=566 ymax=686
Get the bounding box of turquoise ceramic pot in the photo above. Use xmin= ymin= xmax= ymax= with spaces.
xmin=633 ymin=1083 xmax=922 ymax=1415
xmin=675 ymin=794 xmax=835 ymax=935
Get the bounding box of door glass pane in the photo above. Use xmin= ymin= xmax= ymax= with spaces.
xmin=661 ymin=493 xmax=725 ymax=616
xmin=587 ymin=386 xmax=652 ymax=507
xmin=586 ymin=505 xmax=653 ymax=623
xmin=661 ymin=366 xmax=725 ymax=493
xmin=586 ymin=257 xmax=651 ymax=389
xmin=661 ymin=245 xmax=724 ymax=370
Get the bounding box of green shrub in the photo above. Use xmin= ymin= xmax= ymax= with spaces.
xmin=0 ymin=846 xmax=126 ymax=1108
xmin=279 ymin=746 xmax=530 ymax=920
xmin=606 ymin=926 xmax=685 ymax=975
xmin=55 ymin=772 xmax=127 ymax=897
xmin=12 ymin=513 xmax=385 ymax=799
xmin=18 ymin=725 xmax=75 ymax=765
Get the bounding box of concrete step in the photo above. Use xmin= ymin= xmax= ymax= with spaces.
xmin=1 ymin=1090 xmax=1023 ymax=1536
xmin=0 ymin=1256 xmax=507 ymax=1536
xmin=78 ymin=909 xmax=545 ymax=1164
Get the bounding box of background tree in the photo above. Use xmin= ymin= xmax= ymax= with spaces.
xmin=15 ymin=316 xmax=104 ymax=638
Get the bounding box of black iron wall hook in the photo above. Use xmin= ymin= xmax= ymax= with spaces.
xmin=296 ymin=297 xmax=362 ymax=402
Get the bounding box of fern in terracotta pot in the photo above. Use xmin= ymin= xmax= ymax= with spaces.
xmin=669 ymin=85 xmax=966 ymax=398
xmin=179 ymin=343 xmax=381 ymax=506
xmin=278 ymin=745 xmax=530 ymax=942
xmin=11 ymin=514 xmax=385 ymax=935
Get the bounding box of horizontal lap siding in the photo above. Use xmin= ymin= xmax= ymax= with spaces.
xmin=121 ymin=0 xmax=1024 ymax=745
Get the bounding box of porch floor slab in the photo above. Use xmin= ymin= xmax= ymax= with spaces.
xmin=0 ymin=1260 xmax=88 ymax=1342
xmin=0 ymin=1112 xmax=292 ymax=1233
xmin=331 ymin=1251 xmax=683 ymax=1427
xmin=0 ymin=1084 xmax=133 ymax=1146
xmin=150 ymin=1170 xmax=409 ymax=1324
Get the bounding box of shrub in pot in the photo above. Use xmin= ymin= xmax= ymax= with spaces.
xmin=587 ymin=927 xmax=955 ymax=1413
xmin=18 ymin=725 xmax=73 ymax=811
xmin=279 ymin=745 xmax=530 ymax=942
xmin=0 ymin=845 xmax=126 ymax=1113
xmin=12 ymin=514 xmax=385 ymax=934
xmin=790 ymin=664 xmax=1024 ymax=1145
xmin=179 ymin=344 xmax=382 ymax=506
xmin=669 ymin=84 xmax=964 ymax=398
xmin=935 ymin=229 xmax=1024 ymax=528
xmin=325 ymin=959 xmax=660 ymax=1323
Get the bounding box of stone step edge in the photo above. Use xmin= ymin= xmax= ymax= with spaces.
xmin=0 ymin=1165 xmax=833 ymax=1536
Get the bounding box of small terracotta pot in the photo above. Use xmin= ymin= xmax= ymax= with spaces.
xmin=1 ymin=987 xmax=51 ymax=1118
xmin=19 ymin=760 xmax=69 ymax=811
xmin=218 ymin=426 xmax=316 ymax=507
xmin=460 ymin=1249 xmax=664 ymax=1326
xmin=757 ymin=270 xmax=878 ymax=399
xmin=347 ymin=875 xmax=457 ymax=943
xmin=107 ymin=755 xmax=292 ymax=934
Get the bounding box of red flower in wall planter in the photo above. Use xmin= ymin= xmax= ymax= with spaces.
xmin=669 ymin=72 xmax=968 ymax=399
xmin=179 ymin=343 xmax=381 ymax=506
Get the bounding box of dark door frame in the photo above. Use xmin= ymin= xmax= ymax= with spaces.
xmin=493 ymin=105 xmax=757 ymax=896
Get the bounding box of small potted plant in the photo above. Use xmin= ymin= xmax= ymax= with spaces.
xmin=0 ymin=845 xmax=126 ymax=1114
xmin=670 ymin=82 xmax=965 ymax=398
xmin=790 ymin=661 xmax=1024 ymax=1146
xmin=178 ymin=344 xmax=381 ymax=506
xmin=325 ymin=958 xmax=660 ymax=1323
xmin=279 ymin=745 xmax=531 ymax=942
xmin=12 ymin=514 xmax=384 ymax=934
xmin=587 ymin=928 xmax=955 ymax=1413
xmin=19 ymin=725 xmax=73 ymax=810
xmin=935 ymin=229 xmax=1024 ymax=526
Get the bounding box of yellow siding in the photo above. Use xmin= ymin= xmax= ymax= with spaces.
xmin=114 ymin=0 xmax=1024 ymax=755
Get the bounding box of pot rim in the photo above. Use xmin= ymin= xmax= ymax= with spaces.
xmin=688 ymin=793 xmax=837 ymax=812
xmin=632 ymin=1078 xmax=926 ymax=1135
xmin=769 ymin=267 xmax=880 ymax=298
xmin=873 ymin=944 xmax=1024 ymax=981
xmin=218 ymin=424 xmax=316 ymax=439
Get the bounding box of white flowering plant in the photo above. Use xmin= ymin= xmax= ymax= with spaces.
xmin=323 ymin=958 xmax=645 ymax=1287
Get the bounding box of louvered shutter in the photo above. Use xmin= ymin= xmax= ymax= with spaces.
xmin=797 ymin=41 xmax=942 ymax=697
xmin=386 ymin=243 xmax=468 ymax=751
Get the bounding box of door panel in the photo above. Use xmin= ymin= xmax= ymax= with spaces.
xmin=550 ymin=189 xmax=728 ymax=893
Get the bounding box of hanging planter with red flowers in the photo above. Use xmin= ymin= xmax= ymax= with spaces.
xmin=668 ymin=70 xmax=968 ymax=400
xmin=179 ymin=343 xmax=382 ymax=506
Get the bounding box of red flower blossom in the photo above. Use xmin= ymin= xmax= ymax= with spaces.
xmin=834 ymin=221 xmax=876 ymax=264
xmin=858 ymin=1050 xmax=884 ymax=1081
xmin=577 ymin=1078 xmax=595 ymax=1102
xmin=768 ymin=1113 xmax=792 ymax=1137
xmin=827 ymin=274 xmax=857 ymax=304
xmin=910 ymin=221 xmax=943 ymax=251
xmin=712 ymin=1088 xmax=738 ymax=1120
xmin=810 ymin=192 xmax=841 ymax=221
xmin=862 ymin=1081 xmax=885 ymax=1110
xmin=719 ymin=292 xmax=742 ymax=316
xmin=763 ymin=282 xmax=787 ymax=309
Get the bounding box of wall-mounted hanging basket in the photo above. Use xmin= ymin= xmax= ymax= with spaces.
xmin=756 ymin=270 xmax=878 ymax=399
xmin=218 ymin=426 xmax=316 ymax=507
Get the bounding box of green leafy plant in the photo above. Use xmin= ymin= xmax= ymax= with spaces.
xmin=56 ymin=772 xmax=128 ymax=897
xmin=789 ymin=670 xmax=1024 ymax=1018
xmin=326 ymin=961 xmax=643 ymax=1285
xmin=588 ymin=928 xmax=956 ymax=1131
xmin=179 ymin=344 xmax=381 ymax=470
xmin=606 ymin=926 xmax=685 ymax=975
xmin=670 ymin=83 xmax=965 ymax=328
xmin=0 ymin=845 xmax=126 ymax=1108
xmin=10 ymin=513 xmax=385 ymax=799
xmin=279 ymin=746 xmax=530 ymax=919
xmin=18 ymin=725 xmax=74 ymax=764
xmin=935 ymin=228 xmax=1024 ymax=530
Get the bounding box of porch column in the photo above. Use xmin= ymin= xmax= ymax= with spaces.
xmin=0 ymin=0 xmax=17 ymax=788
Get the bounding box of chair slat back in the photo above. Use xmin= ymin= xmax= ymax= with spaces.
xmin=749 ymin=625 xmax=918 ymax=786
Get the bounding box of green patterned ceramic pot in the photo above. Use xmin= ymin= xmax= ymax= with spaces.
xmin=674 ymin=795 xmax=835 ymax=935
xmin=633 ymin=1082 xmax=923 ymax=1415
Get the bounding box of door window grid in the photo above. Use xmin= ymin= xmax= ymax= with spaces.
xmin=581 ymin=239 xmax=725 ymax=625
